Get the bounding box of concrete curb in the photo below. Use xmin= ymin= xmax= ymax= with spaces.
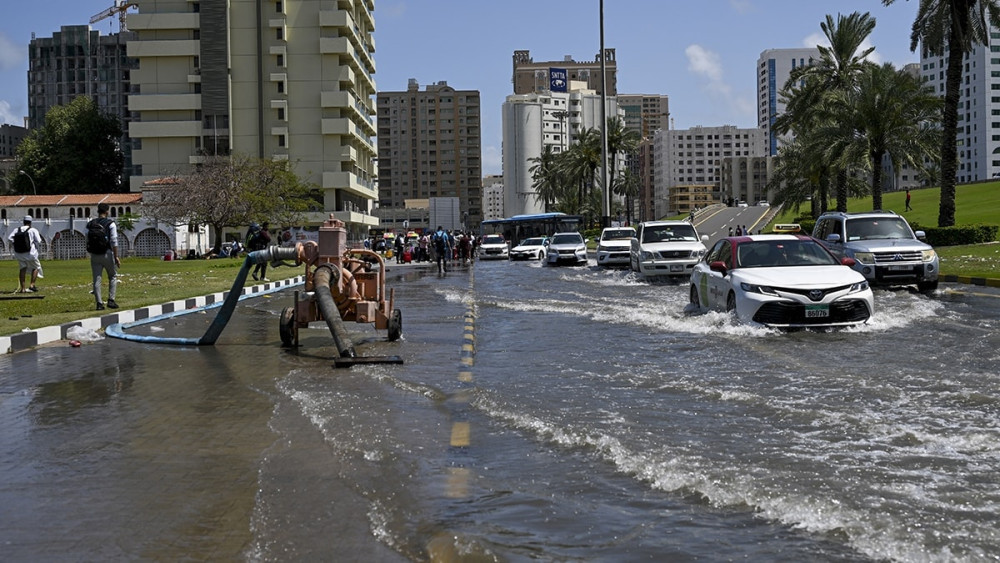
xmin=941 ymin=274 xmax=1000 ymax=288
xmin=1 ymin=276 xmax=305 ymax=355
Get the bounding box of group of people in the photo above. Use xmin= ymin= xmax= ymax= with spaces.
xmin=729 ymin=225 xmax=755 ymax=236
xmin=364 ymin=228 xmax=480 ymax=273
xmin=6 ymin=203 xmax=121 ymax=310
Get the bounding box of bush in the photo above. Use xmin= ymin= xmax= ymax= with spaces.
xmin=913 ymin=223 xmax=999 ymax=246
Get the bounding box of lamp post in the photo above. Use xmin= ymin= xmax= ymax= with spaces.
xmin=19 ymin=170 xmax=37 ymax=195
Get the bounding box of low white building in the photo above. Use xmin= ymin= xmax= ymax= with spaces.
xmin=1 ymin=194 xmax=207 ymax=259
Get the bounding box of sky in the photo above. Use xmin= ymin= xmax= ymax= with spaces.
xmin=0 ymin=0 xmax=921 ymax=176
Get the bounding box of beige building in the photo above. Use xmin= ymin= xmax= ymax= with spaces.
xmin=126 ymin=0 xmax=378 ymax=239
xmin=512 ymin=50 xmax=617 ymax=96
xmin=668 ymin=184 xmax=718 ymax=214
xmin=376 ymin=79 xmax=482 ymax=231
xmin=720 ymin=155 xmax=775 ymax=206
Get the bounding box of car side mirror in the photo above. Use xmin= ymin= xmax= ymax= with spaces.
xmin=701 ymin=234 xmax=709 ymax=244
xmin=841 ymin=257 xmax=857 ymax=267
xmin=914 ymin=230 xmax=926 ymax=240
xmin=826 ymin=233 xmax=842 ymax=243
xmin=709 ymin=261 xmax=728 ymax=275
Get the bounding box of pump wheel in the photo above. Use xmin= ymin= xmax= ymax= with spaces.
xmin=387 ymin=308 xmax=402 ymax=342
xmin=279 ymin=306 xmax=296 ymax=347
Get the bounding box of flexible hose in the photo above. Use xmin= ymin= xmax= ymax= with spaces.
xmin=313 ymin=263 xmax=357 ymax=358
xmin=106 ymin=247 xmax=300 ymax=345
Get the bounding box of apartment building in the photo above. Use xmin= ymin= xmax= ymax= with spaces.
xmin=512 ymin=49 xmax=617 ymax=96
xmin=126 ymin=0 xmax=377 ymax=238
xmin=757 ymin=47 xmax=819 ymax=156
xmin=720 ymin=155 xmax=775 ymax=206
xmin=376 ymin=79 xmax=482 ymax=231
xmin=653 ymin=125 xmax=765 ymax=217
xmin=0 ymin=124 xmax=27 ymax=160
xmin=27 ymin=25 xmax=138 ymax=184
xmin=482 ymin=174 xmax=503 ymax=222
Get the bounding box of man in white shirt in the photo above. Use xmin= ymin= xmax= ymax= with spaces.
xmin=7 ymin=215 xmax=43 ymax=293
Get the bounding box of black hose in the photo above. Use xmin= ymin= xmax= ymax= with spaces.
xmin=313 ymin=263 xmax=357 ymax=358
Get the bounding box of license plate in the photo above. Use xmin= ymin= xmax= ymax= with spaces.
xmin=670 ymin=264 xmax=684 ymax=272
xmin=888 ymin=265 xmax=911 ymax=271
xmin=805 ymin=305 xmax=829 ymax=318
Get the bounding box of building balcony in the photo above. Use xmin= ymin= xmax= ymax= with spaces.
xmin=129 ymin=120 xmax=202 ymax=138
xmin=128 ymin=93 xmax=201 ymax=112
xmin=127 ymin=39 xmax=200 ymax=58
xmin=318 ymin=37 xmax=375 ymax=75
xmin=127 ymin=12 xmax=200 ymax=31
xmin=323 ymin=171 xmax=376 ymax=200
xmin=321 ymin=91 xmax=375 ymax=134
xmin=321 ymin=117 xmax=372 ymax=147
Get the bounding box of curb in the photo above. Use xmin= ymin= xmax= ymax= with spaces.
xmin=1 ymin=276 xmax=305 ymax=355
xmin=941 ymin=274 xmax=1000 ymax=288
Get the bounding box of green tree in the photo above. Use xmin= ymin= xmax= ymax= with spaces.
xmin=561 ymin=128 xmax=602 ymax=220
xmin=885 ymin=0 xmax=1000 ymax=226
xmin=144 ymin=154 xmax=318 ymax=253
xmin=16 ymin=97 xmax=124 ymax=194
xmin=528 ymin=144 xmax=565 ymax=212
xmin=612 ymin=169 xmax=640 ymax=225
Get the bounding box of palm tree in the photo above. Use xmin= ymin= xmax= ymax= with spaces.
xmin=561 ymin=128 xmax=602 ymax=220
xmin=612 ymin=169 xmax=640 ymax=225
xmin=829 ymin=63 xmax=942 ymax=210
xmin=885 ymin=0 xmax=1000 ymax=226
xmin=528 ymin=144 xmax=564 ymax=212
xmin=776 ymin=11 xmax=877 ymax=212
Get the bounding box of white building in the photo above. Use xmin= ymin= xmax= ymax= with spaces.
xmin=501 ymin=86 xmax=622 ymax=218
xmin=653 ymin=125 xmax=766 ymax=217
xmin=482 ymin=174 xmax=503 ymax=222
xmin=757 ymin=48 xmax=820 ymax=156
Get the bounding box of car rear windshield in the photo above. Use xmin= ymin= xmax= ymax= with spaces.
xmin=644 ymin=224 xmax=697 ymax=242
xmin=845 ymin=217 xmax=913 ymax=241
xmin=737 ymin=240 xmax=838 ymax=268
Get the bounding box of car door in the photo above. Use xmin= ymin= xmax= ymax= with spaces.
xmin=700 ymin=240 xmax=731 ymax=310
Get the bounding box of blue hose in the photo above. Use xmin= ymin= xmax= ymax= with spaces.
xmin=106 ymin=248 xmax=300 ymax=345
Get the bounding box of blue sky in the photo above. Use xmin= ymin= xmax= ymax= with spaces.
xmin=1 ymin=1 xmax=920 ymax=175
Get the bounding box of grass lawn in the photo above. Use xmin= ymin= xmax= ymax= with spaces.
xmin=2 ymin=255 xmax=301 ymax=337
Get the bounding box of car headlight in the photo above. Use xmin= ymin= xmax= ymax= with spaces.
xmin=922 ymin=249 xmax=937 ymax=262
xmin=694 ymin=249 xmax=706 ymax=258
xmin=849 ymin=280 xmax=870 ymax=293
xmin=853 ymin=252 xmax=875 ymax=264
xmin=597 ymin=245 xmax=609 ymax=253
xmin=740 ymin=282 xmax=778 ymax=296
xmin=641 ymin=250 xmax=655 ymax=260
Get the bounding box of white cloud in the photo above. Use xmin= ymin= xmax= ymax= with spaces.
xmin=802 ymin=32 xmax=883 ymax=64
xmin=0 ymin=100 xmax=19 ymax=126
xmin=729 ymin=0 xmax=753 ymax=14
xmin=685 ymin=44 xmax=723 ymax=82
xmin=0 ymin=32 xmax=24 ymax=70
xmin=685 ymin=44 xmax=754 ymax=122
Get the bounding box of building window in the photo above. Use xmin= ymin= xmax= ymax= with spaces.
xmin=277 ymin=81 xmax=285 ymax=94
xmin=277 ymin=107 xmax=285 ymax=120
xmin=278 ymin=134 xmax=286 ymax=148
xmin=276 ymin=54 xmax=284 ymax=67
xmin=192 ymin=2 xmax=199 ymax=12
xmin=276 ymin=1 xmax=283 ymax=12
xmin=276 ymin=27 xmax=283 ymax=41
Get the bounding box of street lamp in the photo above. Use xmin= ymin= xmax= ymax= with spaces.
xmin=18 ymin=170 xmax=36 ymax=195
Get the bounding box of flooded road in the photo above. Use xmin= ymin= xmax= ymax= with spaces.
xmin=2 ymin=258 xmax=1000 ymax=561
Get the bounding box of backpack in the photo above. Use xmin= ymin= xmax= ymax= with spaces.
xmin=86 ymin=218 xmax=112 ymax=254
xmin=12 ymin=227 xmax=31 ymax=253
xmin=434 ymin=231 xmax=446 ymax=252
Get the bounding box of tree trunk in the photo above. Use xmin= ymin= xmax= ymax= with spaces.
xmin=836 ymin=169 xmax=848 ymax=212
xmin=939 ymin=35 xmax=963 ymax=227
xmin=871 ymin=150 xmax=884 ymax=211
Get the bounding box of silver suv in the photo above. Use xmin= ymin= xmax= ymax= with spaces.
xmin=812 ymin=211 xmax=938 ymax=293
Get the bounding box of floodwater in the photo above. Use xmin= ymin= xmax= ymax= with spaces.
xmin=2 ymin=258 xmax=1000 ymax=561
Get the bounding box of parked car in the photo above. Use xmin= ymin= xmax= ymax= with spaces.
xmin=690 ymin=234 xmax=874 ymax=328
xmin=509 ymin=236 xmax=548 ymax=261
xmin=630 ymin=220 xmax=709 ymax=279
xmin=478 ymin=234 xmax=509 ymax=260
xmin=812 ymin=210 xmax=939 ymax=293
xmin=596 ymin=227 xmax=636 ymax=268
xmin=545 ymin=232 xmax=588 ymax=266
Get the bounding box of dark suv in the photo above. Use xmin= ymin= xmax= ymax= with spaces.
xmin=812 ymin=211 xmax=939 ymax=293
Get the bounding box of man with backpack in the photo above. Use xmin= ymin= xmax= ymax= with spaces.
xmin=433 ymin=226 xmax=451 ymax=274
xmin=7 ymin=215 xmax=43 ymax=293
xmin=87 ymin=203 xmax=120 ymax=310
xmin=245 ymin=221 xmax=272 ymax=281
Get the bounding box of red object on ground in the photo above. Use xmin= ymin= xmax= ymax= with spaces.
xmin=69 ymin=340 xmax=82 ymax=347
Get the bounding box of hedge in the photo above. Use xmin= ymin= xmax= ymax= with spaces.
xmin=910 ymin=223 xmax=999 ymax=246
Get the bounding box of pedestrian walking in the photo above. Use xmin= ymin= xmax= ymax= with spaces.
xmin=433 ymin=226 xmax=451 ymax=273
xmin=394 ymin=233 xmax=404 ymax=264
xmin=7 ymin=215 xmax=43 ymax=293
xmin=246 ymin=222 xmax=272 ymax=281
xmin=905 ymin=190 xmax=912 ymax=211
xmin=87 ymin=203 xmax=120 ymax=310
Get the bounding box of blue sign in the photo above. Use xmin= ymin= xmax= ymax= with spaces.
xmin=549 ymin=68 xmax=568 ymax=92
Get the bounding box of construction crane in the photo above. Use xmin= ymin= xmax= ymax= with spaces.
xmin=90 ymin=0 xmax=138 ymax=32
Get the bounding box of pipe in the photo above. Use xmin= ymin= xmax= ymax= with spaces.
xmin=313 ymin=263 xmax=357 ymax=358
xmin=106 ymin=247 xmax=301 ymax=345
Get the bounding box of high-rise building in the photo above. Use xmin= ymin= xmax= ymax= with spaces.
xmin=653 ymin=125 xmax=766 ymax=217
xmin=757 ymin=47 xmax=819 ymax=156
xmin=617 ymin=94 xmax=669 ymax=140
xmin=482 ymin=174 xmax=503 ymax=222
xmin=376 ymin=79 xmax=482 ymax=231
xmin=127 ymin=0 xmax=377 ymax=238
xmin=512 ymin=50 xmax=617 ymax=96
xmin=28 ymin=25 xmax=138 ymax=185
xmin=501 ymin=88 xmax=622 ymax=218
xmin=0 ymin=124 xmax=27 ymax=159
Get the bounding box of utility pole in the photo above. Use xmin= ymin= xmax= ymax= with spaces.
xmin=599 ymin=0 xmax=610 ymax=228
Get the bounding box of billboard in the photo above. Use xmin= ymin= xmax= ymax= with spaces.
xmin=549 ymin=67 xmax=568 ymax=92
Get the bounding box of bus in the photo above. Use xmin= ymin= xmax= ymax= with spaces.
xmin=480 ymin=213 xmax=583 ymax=244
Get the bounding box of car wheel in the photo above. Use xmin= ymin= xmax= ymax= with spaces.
xmin=387 ymin=308 xmax=402 ymax=342
xmin=917 ymin=280 xmax=938 ymax=294
xmin=726 ymin=292 xmax=737 ymax=314
xmin=689 ymin=284 xmax=700 ymax=307
xmin=630 ymin=254 xmax=637 ymax=272
xmin=538 ymin=251 xmax=545 ymax=261
xmin=279 ymin=306 xmax=296 ymax=347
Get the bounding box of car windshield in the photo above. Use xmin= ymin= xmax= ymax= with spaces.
xmin=551 ymin=233 xmax=583 ymax=245
xmin=845 ymin=217 xmax=913 ymax=241
xmin=483 ymin=235 xmax=504 ymax=244
xmin=601 ymin=229 xmax=634 ymax=241
xmin=736 ymin=240 xmax=839 ymax=268
xmin=644 ymin=224 xmax=697 ymax=242
xmin=519 ymin=237 xmax=545 ymax=247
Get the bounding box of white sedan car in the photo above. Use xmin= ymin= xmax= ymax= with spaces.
xmin=689 ymin=234 xmax=874 ymax=328
xmin=478 ymin=234 xmax=509 ymax=260
xmin=545 ymin=232 xmax=588 ymax=266
xmin=596 ymin=227 xmax=635 ymax=268
xmin=509 ymin=236 xmax=548 ymax=260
